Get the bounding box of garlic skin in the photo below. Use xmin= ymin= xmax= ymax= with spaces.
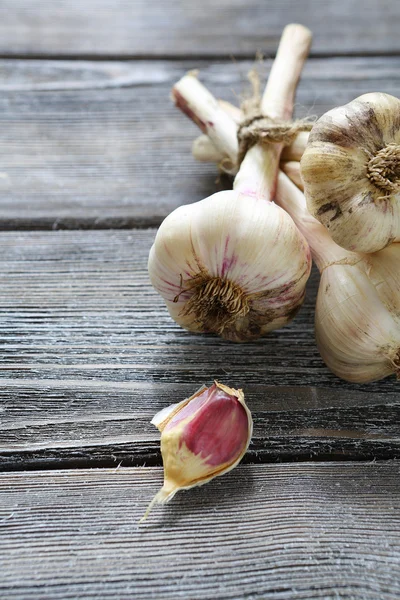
xmin=277 ymin=171 xmax=400 ymax=383
xmin=316 ymin=255 xmax=400 ymax=383
xmin=141 ymin=382 xmax=252 ymax=521
xmin=301 ymin=93 xmax=400 ymax=253
xmin=149 ymin=187 xmax=311 ymax=342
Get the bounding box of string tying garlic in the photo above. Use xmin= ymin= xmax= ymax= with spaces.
xmin=191 ymin=103 xmax=310 ymax=175
xmin=149 ymin=24 xmax=312 ymax=342
xmin=300 ymin=92 xmax=400 ymax=253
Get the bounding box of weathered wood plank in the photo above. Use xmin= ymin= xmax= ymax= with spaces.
xmin=0 ymin=0 xmax=398 ymax=58
xmin=1 ymin=463 xmax=400 ymax=599
xmin=0 ymin=57 xmax=400 ymax=228
xmin=0 ymin=230 xmax=399 ymax=469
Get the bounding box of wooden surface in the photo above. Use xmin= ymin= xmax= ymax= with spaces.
xmin=1 ymin=57 xmax=400 ymax=229
xmin=0 ymin=0 xmax=398 ymax=58
xmin=1 ymin=464 xmax=400 ymax=599
xmin=0 ymin=230 xmax=399 ymax=474
xmin=1 ymin=1 xmax=400 ymax=598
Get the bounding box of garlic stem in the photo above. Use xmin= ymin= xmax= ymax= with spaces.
xmin=233 ymin=24 xmax=312 ymax=200
xmin=280 ymin=161 xmax=304 ymax=191
xmin=172 ymin=74 xmax=239 ymax=166
xmin=192 ymin=134 xmax=222 ymax=163
xmin=191 ymin=130 xmax=308 ymax=167
xmin=276 ymin=171 xmax=359 ymax=270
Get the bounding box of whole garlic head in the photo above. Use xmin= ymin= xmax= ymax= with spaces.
xmin=148 ymin=189 xmax=311 ymax=342
xmin=316 ymin=246 xmax=400 ymax=383
xmin=301 ymin=93 xmax=400 ymax=253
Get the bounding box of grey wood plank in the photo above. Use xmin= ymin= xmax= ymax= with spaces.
xmin=0 ymin=0 xmax=398 ymax=58
xmin=1 ymin=463 xmax=400 ymax=599
xmin=0 ymin=230 xmax=399 ymax=469
xmin=1 ymin=56 xmax=400 ymax=229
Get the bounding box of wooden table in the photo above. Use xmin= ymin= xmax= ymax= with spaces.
xmin=1 ymin=2 xmax=400 ymax=598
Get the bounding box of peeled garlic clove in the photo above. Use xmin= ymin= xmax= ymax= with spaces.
xmin=301 ymin=92 xmax=400 ymax=253
xmin=141 ymin=382 xmax=252 ymax=520
xmin=148 ymin=188 xmax=311 ymax=342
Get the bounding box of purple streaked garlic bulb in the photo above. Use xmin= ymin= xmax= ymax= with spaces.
xmin=148 ymin=185 xmax=311 ymax=342
xmin=149 ymin=24 xmax=313 ymax=342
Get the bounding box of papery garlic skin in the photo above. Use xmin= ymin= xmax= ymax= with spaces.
xmin=141 ymin=382 xmax=252 ymax=521
xmin=316 ymin=256 xmax=400 ymax=383
xmin=301 ymin=93 xmax=400 ymax=253
xmin=148 ymin=189 xmax=311 ymax=342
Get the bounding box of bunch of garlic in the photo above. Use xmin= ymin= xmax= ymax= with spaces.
xmin=301 ymin=93 xmax=400 ymax=253
xmin=149 ymin=24 xmax=312 ymax=342
xmin=185 ymin=79 xmax=400 ymax=382
xmin=141 ymin=381 xmax=252 ymax=521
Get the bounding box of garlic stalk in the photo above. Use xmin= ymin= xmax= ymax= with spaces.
xmin=281 ymin=161 xmax=304 ymax=191
xmin=141 ymin=381 xmax=252 ymax=521
xmin=277 ymin=171 xmax=400 ymax=383
xmin=301 ymin=93 xmax=400 ymax=253
xmin=192 ymin=129 xmax=309 ymax=170
xmin=149 ymin=24 xmax=312 ymax=342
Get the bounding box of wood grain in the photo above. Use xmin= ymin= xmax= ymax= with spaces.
xmin=0 ymin=57 xmax=400 ymax=228
xmin=1 ymin=463 xmax=400 ymax=599
xmin=0 ymin=230 xmax=399 ymax=469
xmin=0 ymin=0 xmax=398 ymax=58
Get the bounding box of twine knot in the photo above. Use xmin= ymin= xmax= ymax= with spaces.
xmin=237 ymin=70 xmax=314 ymax=165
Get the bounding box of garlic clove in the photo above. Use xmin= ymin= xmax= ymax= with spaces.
xmin=141 ymin=382 xmax=252 ymax=521
xmin=301 ymin=92 xmax=400 ymax=253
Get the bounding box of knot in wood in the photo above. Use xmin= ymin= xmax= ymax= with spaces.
xmin=367 ymin=143 xmax=400 ymax=194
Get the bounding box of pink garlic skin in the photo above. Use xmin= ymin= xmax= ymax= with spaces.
xmin=151 ymin=382 xmax=252 ymax=502
xmin=165 ymin=383 xmax=249 ymax=468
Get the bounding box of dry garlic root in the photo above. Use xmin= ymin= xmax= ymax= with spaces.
xmin=149 ymin=24 xmax=312 ymax=342
xmin=277 ymin=172 xmax=400 ymax=383
xmin=141 ymin=382 xmax=252 ymax=521
xmin=301 ymin=93 xmax=400 ymax=253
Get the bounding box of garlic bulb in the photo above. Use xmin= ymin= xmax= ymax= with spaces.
xmin=149 ymin=185 xmax=310 ymax=341
xmin=277 ymin=171 xmax=400 ymax=383
xmin=149 ymin=24 xmax=312 ymax=342
xmin=141 ymin=381 xmax=252 ymax=521
xmin=301 ymin=93 xmax=400 ymax=253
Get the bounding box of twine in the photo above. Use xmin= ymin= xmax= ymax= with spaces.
xmin=237 ymin=70 xmax=314 ymax=165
